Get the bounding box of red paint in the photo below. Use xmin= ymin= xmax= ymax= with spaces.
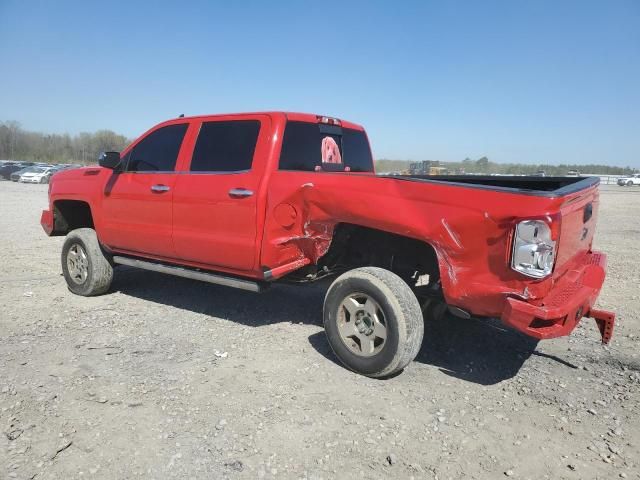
xmin=501 ymin=252 xmax=613 ymax=341
xmin=41 ymin=112 xmax=614 ymax=343
xmin=273 ymin=203 xmax=298 ymax=228
xmin=40 ymin=209 xmax=53 ymax=235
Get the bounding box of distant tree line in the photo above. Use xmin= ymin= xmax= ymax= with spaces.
xmin=0 ymin=120 xmax=131 ymax=165
xmin=376 ymin=156 xmax=637 ymax=176
xmin=1 ymin=121 xmax=636 ymax=175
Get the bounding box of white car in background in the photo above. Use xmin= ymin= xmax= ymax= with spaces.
xmin=617 ymin=174 xmax=640 ymax=186
xmin=19 ymin=167 xmax=55 ymax=184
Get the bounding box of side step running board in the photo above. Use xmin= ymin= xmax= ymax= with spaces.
xmin=112 ymin=256 xmax=264 ymax=292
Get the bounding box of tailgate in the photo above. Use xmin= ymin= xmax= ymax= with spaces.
xmin=554 ymin=185 xmax=599 ymax=270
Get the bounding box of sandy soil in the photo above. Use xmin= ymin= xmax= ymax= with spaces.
xmin=0 ymin=180 xmax=638 ymax=480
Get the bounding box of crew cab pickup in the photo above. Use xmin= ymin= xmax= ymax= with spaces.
xmin=41 ymin=112 xmax=615 ymax=377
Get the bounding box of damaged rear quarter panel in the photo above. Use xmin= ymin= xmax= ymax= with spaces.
xmin=261 ymin=171 xmax=566 ymax=317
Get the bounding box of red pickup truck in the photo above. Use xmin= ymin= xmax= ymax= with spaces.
xmin=41 ymin=112 xmax=615 ymax=377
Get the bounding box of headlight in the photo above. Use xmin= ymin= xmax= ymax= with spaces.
xmin=511 ymin=220 xmax=556 ymax=278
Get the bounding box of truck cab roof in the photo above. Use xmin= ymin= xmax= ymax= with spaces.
xmin=157 ymin=112 xmax=365 ymax=132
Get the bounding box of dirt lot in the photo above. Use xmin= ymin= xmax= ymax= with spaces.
xmin=0 ymin=180 xmax=638 ymax=480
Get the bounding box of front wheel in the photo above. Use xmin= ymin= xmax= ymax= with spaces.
xmin=323 ymin=267 xmax=424 ymax=377
xmin=628 ymin=181 xmax=634 ymax=186
xmin=61 ymin=228 xmax=113 ymax=296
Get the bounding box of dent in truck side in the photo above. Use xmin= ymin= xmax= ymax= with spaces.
xmin=261 ymin=172 xmax=614 ymax=342
xmin=261 ymin=167 xmax=568 ymax=314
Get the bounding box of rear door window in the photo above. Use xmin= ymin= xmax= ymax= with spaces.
xmin=126 ymin=124 xmax=188 ymax=172
xmin=190 ymin=120 xmax=260 ymax=172
xmin=278 ymin=121 xmax=374 ymax=172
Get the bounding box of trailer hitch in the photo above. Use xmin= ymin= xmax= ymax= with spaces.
xmin=587 ymin=308 xmax=615 ymax=345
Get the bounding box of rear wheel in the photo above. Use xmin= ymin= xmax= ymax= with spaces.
xmin=628 ymin=180 xmax=633 ymax=186
xmin=61 ymin=228 xmax=113 ymax=296
xmin=323 ymin=267 xmax=424 ymax=377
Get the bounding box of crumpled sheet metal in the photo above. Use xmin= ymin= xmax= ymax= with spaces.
xmin=260 ymin=176 xmax=563 ymax=317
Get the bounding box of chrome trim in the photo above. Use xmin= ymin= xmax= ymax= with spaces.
xmin=113 ymin=256 xmax=263 ymax=292
xmin=150 ymin=184 xmax=171 ymax=192
xmin=228 ymin=188 xmax=254 ymax=198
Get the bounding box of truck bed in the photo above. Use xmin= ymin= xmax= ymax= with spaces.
xmin=394 ymin=175 xmax=599 ymax=196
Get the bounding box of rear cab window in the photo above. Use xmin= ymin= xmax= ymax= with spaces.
xmin=279 ymin=121 xmax=374 ymax=173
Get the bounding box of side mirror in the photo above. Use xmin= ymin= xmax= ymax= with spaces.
xmin=98 ymin=151 xmax=122 ymax=170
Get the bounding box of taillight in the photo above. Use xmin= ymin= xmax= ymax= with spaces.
xmin=511 ymin=220 xmax=557 ymax=278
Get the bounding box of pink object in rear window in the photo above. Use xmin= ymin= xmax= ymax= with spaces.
xmin=321 ymin=136 xmax=342 ymax=164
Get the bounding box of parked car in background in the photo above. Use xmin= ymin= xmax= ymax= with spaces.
xmin=11 ymin=166 xmax=39 ymax=182
xmin=20 ymin=166 xmax=56 ymax=184
xmin=52 ymin=164 xmax=81 ymax=172
xmin=0 ymin=164 xmax=27 ymax=180
xmin=566 ymin=170 xmax=580 ymax=177
xmin=11 ymin=165 xmax=53 ymax=181
xmin=617 ymin=174 xmax=640 ymax=186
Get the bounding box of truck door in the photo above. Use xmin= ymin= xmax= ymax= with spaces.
xmin=172 ymin=115 xmax=271 ymax=271
xmin=99 ymin=123 xmax=189 ymax=258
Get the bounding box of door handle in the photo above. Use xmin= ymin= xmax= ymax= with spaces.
xmin=150 ymin=184 xmax=171 ymax=193
xmin=229 ymin=188 xmax=254 ymax=198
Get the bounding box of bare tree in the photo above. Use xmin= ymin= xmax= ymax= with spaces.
xmin=0 ymin=121 xmax=130 ymax=164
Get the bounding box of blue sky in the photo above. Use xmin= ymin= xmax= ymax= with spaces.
xmin=1 ymin=0 xmax=639 ymax=167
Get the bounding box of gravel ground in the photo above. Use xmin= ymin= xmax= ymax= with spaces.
xmin=0 ymin=180 xmax=638 ymax=480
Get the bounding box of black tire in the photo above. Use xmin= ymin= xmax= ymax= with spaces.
xmin=61 ymin=228 xmax=113 ymax=296
xmin=323 ymin=267 xmax=424 ymax=377
xmin=627 ymin=181 xmax=633 ymax=186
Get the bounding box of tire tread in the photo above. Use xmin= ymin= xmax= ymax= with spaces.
xmin=324 ymin=267 xmax=424 ymax=377
xmin=62 ymin=228 xmax=113 ymax=296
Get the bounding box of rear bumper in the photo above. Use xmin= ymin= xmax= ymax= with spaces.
xmin=41 ymin=209 xmax=54 ymax=235
xmin=501 ymin=251 xmax=615 ymax=344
